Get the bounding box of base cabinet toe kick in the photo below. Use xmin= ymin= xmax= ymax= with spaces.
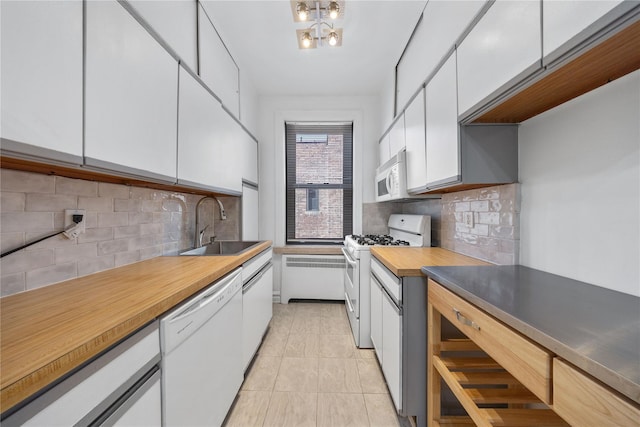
xmin=426 ymin=278 xmax=640 ymax=427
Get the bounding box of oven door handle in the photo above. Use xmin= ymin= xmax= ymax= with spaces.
xmin=341 ymin=247 xmax=357 ymax=267
xmin=345 ymin=291 xmax=355 ymax=314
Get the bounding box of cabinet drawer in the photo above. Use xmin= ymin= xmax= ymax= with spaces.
xmin=553 ymin=359 xmax=640 ymax=427
xmin=428 ymin=279 xmax=553 ymax=404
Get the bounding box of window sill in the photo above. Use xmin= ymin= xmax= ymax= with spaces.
xmin=273 ymin=245 xmax=344 ymax=255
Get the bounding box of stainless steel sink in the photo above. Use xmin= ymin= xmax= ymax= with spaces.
xmin=179 ymin=241 xmax=262 ymax=256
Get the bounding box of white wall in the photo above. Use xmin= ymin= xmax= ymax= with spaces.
xmin=257 ymin=95 xmax=379 ymax=298
xmin=519 ymin=70 xmax=640 ymax=296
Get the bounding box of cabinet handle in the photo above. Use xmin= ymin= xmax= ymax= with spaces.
xmin=453 ymin=308 xmax=480 ymax=331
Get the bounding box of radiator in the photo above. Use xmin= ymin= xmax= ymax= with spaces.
xmin=281 ymin=255 xmax=345 ymax=304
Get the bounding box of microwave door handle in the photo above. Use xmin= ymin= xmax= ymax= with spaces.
xmin=386 ymin=172 xmax=393 ymax=195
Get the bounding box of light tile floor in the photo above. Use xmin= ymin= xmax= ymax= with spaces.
xmin=224 ymin=301 xmax=406 ymax=427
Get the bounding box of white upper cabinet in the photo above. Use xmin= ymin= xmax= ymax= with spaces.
xmin=242 ymin=135 xmax=258 ymax=185
xmin=128 ymin=0 xmax=198 ymax=71
xmin=379 ymin=133 xmax=391 ymax=167
xmin=426 ymin=53 xmax=459 ymax=187
xmin=198 ymin=3 xmax=240 ymax=118
xmin=177 ymin=66 xmax=242 ymax=193
xmin=457 ymin=0 xmax=541 ymax=117
xmin=85 ymin=0 xmax=178 ymax=181
xmin=543 ymin=0 xmax=624 ymax=59
xmin=396 ymin=1 xmax=487 ymax=111
xmin=389 ymin=115 xmax=406 ymax=158
xmin=0 ymin=1 xmax=82 ymax=161
xmin=404 ymin=89 xmax=427 ymax=192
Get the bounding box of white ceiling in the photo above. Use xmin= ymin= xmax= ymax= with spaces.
xmin=200 ymin=1 xmax=426 ymax=96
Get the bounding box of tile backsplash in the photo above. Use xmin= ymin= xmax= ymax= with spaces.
xmin=363 ymin=183 xmax=520 ymax=265
xmin=440 ymin=184 xmax=520 ymax=265
xmin=1 ymin=169 xmax=239 ymax=296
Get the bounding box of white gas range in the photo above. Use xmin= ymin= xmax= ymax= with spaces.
xmin=341 ymin=214 xmax=431 ymax=348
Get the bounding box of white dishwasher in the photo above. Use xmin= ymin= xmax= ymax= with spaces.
xmin=160 ymin=269 xmax=243 ymax=427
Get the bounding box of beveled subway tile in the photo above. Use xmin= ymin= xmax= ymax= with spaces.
xmin=284 ymin=334 xmax=320 ymax=358
xmin=317 ymin=393 xmax=369 ymax=427
xmin=242 ymin=355 xmax=281 ymax=391
xmin=318 ymin=334 xmax=356 ymax=358
xmin=1 ymin=169 xmax=55 ymax=194
xmin=78 ymin=196 xmax=114 ymax=213
xmin=274 ymin=357 xmax=319 ymax=392
xmin=55 ymin=176 xmax=97 ymax=197
xmin=357 ymin=358 xmax=388 ymax=394
xmin=1 ymin=272 xmax=25 ymax=296
xmin=318 ymin=358 xmax=362 ymax=393
xmin=224 ymin=390 xmax=271 ymax=427
xmin=98 ymin=182 xmax=130 ymax=199
xmin=363 ymin=393 xmax=400 ymax=427
xmin=263 ymin=392 xmax=317 ymax=427
xmin=26 ymin=262 xmax=76 ymax=290
xmin=290 ymin=315 xmax=321 ymax=334
xmin=77 ymin=255 xmax=115 ymax=276
xmin=0 ymin=192 xmax=25 ymax=212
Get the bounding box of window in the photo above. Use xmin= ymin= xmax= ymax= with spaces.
xmin=286 ymin=122 xmax=353 ymax=243
xmin=306 ymin=188 xmax=319 ymax=212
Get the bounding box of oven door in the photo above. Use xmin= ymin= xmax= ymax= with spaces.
xmin=341 ymin=247 xmax=359 ymax=318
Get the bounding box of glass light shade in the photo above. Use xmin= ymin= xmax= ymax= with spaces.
xmin=328 ymin=31 xmax=338 ymax=46
xmin=297 ymin=2 xmax=309 ymax=21
xmin=328 ymin=1 xmax=339 ymax=19
xmin=302 ymin=32 xmax=313 ymax=48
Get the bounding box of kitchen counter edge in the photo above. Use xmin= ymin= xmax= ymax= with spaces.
xmin=0 ymin=241 xmax=273 ymax=414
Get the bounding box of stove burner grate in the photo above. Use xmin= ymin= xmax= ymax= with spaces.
xmin=350 ymin=234 xmax=410 ymax=246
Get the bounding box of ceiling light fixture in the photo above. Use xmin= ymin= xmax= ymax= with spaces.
xmin=296 ymin=2 xmax=309 ymax=21
xmin=328 ymin=1 xmax=340 ymax=19
xmin=292 ymin=1 xmax=344 ymax=49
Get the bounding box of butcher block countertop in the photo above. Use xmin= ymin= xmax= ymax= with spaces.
xmin=370 ymin=247 xmax=490 ymax=276
xmin=0 ymin=241 xmax=272 ymax=413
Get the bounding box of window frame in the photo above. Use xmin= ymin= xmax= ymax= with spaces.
xmin=285 ymin=121 xmax=353 ymax=244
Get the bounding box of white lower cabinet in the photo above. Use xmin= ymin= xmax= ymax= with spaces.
xmin=381 ymin=289 xmax=402 ymax=411
xmin=370 ymin=274 xmax=383 ymax=356
xmin=85 ymin=0 xmax=178 ymax=181
xmin=242 ymin=249 xmax=273 ymax=370
xmin=3 ymin=323 xmax=161 ymax=426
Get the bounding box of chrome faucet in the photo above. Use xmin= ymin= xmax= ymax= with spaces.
xmin=194 ymin=196 xmax=227 ymax=248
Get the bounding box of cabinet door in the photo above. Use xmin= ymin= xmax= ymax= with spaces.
xmin=457 ymin=0 xmax=541 ymax=117
xmin=389 ymin=114 xmax=406 ymax=157
xmin=128 ymin=0 xmax=198 ymax=70
xmin=379 ymin=134 xmax=391 ymax=167
xmin=242 ymin=184 xmax=259 ymax=240
xmin=404 ymin=89 xmax=427 ymax=192
xmin=543 ymin=0 xmax=623 ymax=58
xmin=381 ymin=291 xmax=401 ymax=411
xmin=0 ymin=1 xmax=82 ymax=161
xmin=198 ymin=3 xmax=240 ymax=117
xmin=370 ymin=274 xmax=383 ymax=358
xmin=177 ymin=66 xmax=242 ymax=193
xmin=242 ymin=265 xmax=273 ymax=369
xmin=85 ymin=0 xmax=178 ymax=181
xmin=426 ymin=53 xmax=460 ymax=188
xmin=242 ymin=135 xmax=258 ymax=186
xmin=396 ymin=1 xmax=487 ymax=111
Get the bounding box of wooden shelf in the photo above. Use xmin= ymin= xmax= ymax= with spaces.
xmin=433 ymin=353 xmax=569 ymax=427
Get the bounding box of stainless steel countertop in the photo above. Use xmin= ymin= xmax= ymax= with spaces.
xmin=421 ymin=265 xmax=640 ymax=405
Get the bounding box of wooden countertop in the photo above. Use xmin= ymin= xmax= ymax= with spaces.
xmin=0 ymin=241 xmax=272 ymax=413
xmin=370 ymin=247 xmax=490 ymax=276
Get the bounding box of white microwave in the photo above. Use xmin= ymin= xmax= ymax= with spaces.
xmin=375 ymin=150 xmax=410 ymax=202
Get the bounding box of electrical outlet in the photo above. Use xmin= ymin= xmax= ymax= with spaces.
xmin=463 ymin=211 xmax=474 ymax=228
xmin=64 ymin=209 xmax=86 ymax=238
